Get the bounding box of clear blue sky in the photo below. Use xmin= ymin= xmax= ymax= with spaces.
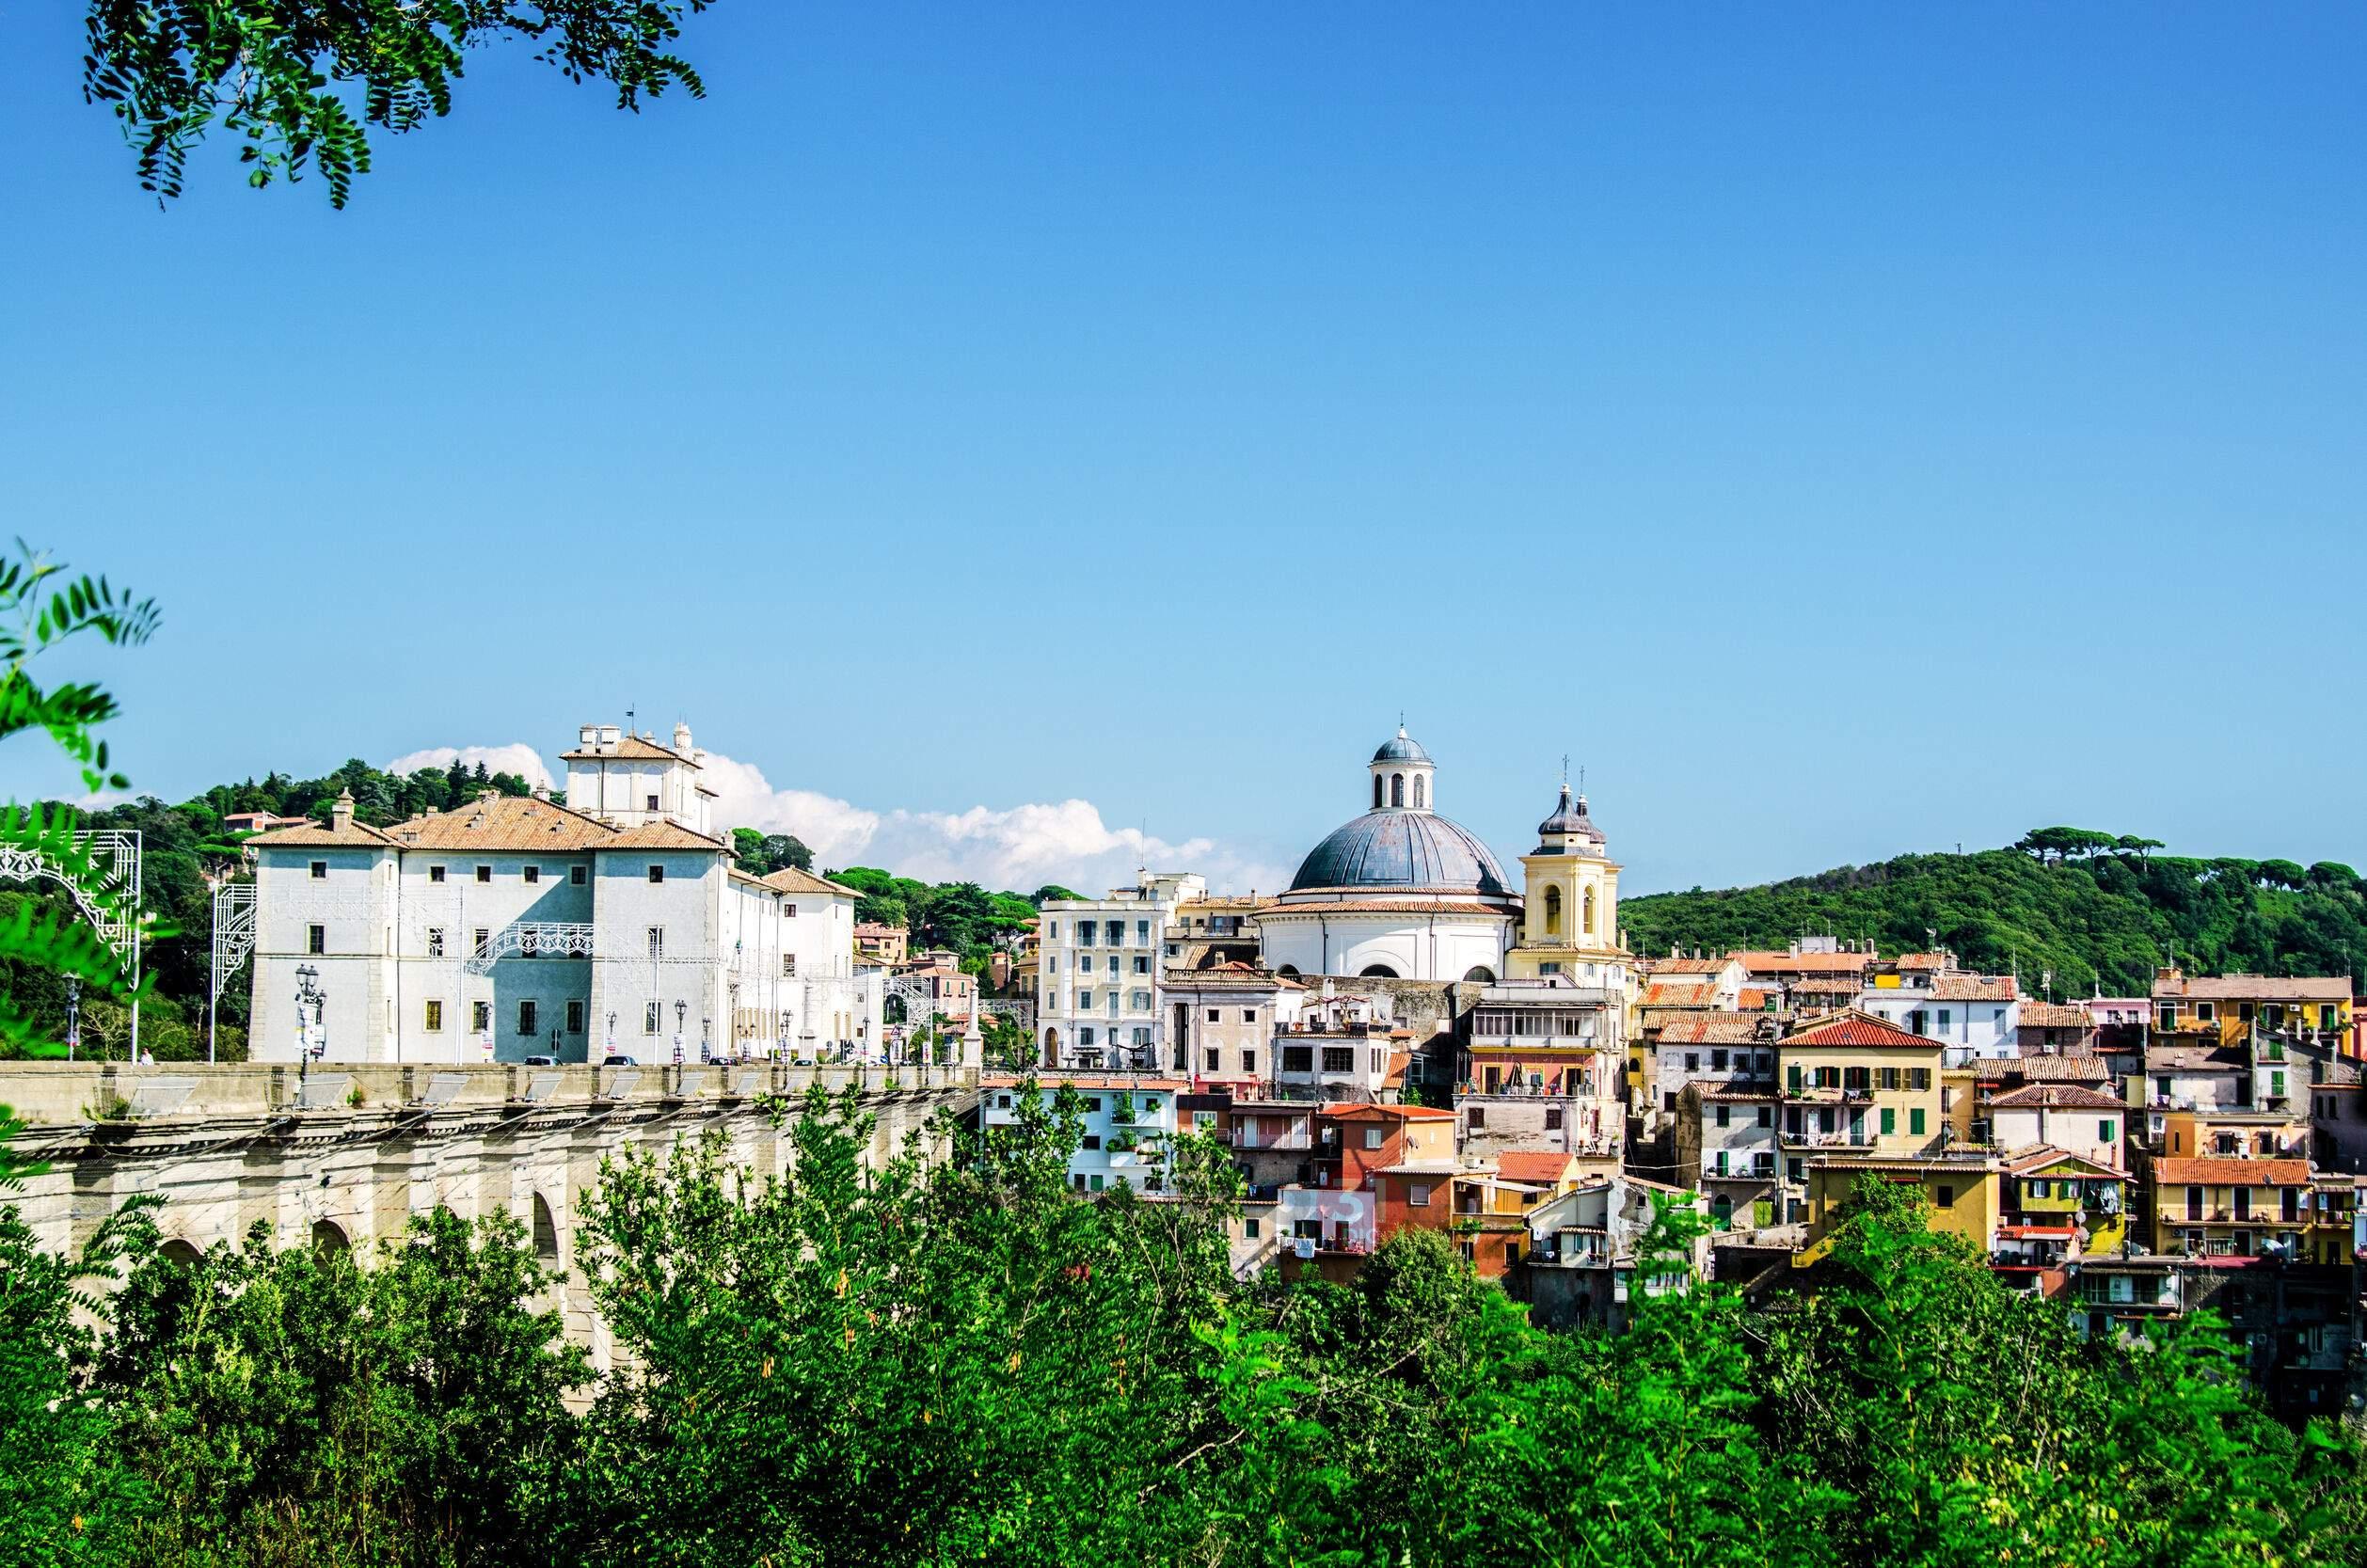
xmin=4 ymin=3 xmax=2362 ymax=895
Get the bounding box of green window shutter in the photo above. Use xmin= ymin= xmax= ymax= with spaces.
xmin=2100 ymin=1119 xmax=2115 ymax=1144
xmin=1787 ymin=1063 xmax=1802 ymax=1092
xmin=1910 ymin=1108 xmax=1926 ymax=1135
xmin=1881 ymin=1107 xmax=1896 ymax=1135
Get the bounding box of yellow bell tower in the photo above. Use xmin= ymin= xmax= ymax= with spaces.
xmin=1505 ymin=782 xmax=1628 ymax=987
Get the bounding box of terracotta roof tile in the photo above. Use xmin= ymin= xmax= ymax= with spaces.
xmin=1654 ymin=1014 xmax=1772 ymax=1045
xmin=603 ymin=821 xmax=727 ymax=850
xmin=759 ymin=866 xmax=863 ymax=897
xmin=1495 ymin=1150 xmax=1577 ymax=1183
xmin=1737 ymin=951 xmax=1874 ymax=976
xmin=1930 ymin=974 xmax=2019 ymax=1002
xmin=559 ymin=735 xmax=695 ymax=764
xmin=248 ymin=819 xmax=398 ymax=847
xmin=1642 ymin=982 xmax=1715 ymax=1008
xmin=2018 ymin=1003 xmax=2093 ymax=1030
xmin=1989 ymin=1084 xmax=2127 ymax=1111
xmin=1997 ymin=1055 xmax=2111 ymax=1084
xmin=2152 ymin=1156 xmax=2311 ymax=1187
xmin=2153 ymin=974 xmax=2351 ymax=1003
xmin=1783 ymin=1010 xmax=1943 ymax=1051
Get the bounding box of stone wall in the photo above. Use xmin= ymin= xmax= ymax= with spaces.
xmin=0 ymin=1061 xmax=977 ymax=1369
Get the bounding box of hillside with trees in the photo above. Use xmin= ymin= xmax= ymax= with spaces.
xmin=1624 ymin=828 xmax=2367 ymax=996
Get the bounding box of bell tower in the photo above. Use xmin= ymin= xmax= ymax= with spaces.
xmin=1507 ymin=777 xmax=1628 ymax=986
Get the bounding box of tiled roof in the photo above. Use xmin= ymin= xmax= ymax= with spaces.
xmin=983 ymin=1075 xmax=1188 ymax=1092
xmin=1930 ymin=974 xmax=2018 ymax=1003
xmin=2018 ymin=1003 xmax=2093 ymax=1030
xmin=559 ymin=734 xmax=693 ymax=764
xmin=1738 ymin=988 xmax=1776 ymax=1011
xmin=2005 ymin=1145 xmax=2122 ymax=1178
xmin=1737 ymin=950 xmax=1874 ymax=975
xmin=1989 ymin=1084 xmax=2127 ymax=1111
xmin=1789 ymin=977 xmax=1863 ymax=995
xmin=604 ymin=821 xmax=727 ymax=850
xmin=1494 ymin=1149 xmax=1577 ymax=1183
xmin=1654 ymin=1014 xmax=1771 ymax=1045
xmin=2152 ymin=1156 xmax=2311 ymax=1187
xmin=760 ymin=866 xmax=863 ymax=898
xmin=1320 ymin=1101 xmax=1454 ymax=1121
xmin=381 ymin=794 xmax=618 ymax=851
xmin=1998 ymin=1055 xmax=2111 ymax=1084
xmin=2154 ymin=974 xmax=2351 ymax=1003
xmin=1642 ymin=982 xmax=1715 ymax=1008
xmin=1642 ymin=958 xmax=1731 ymax=976
xmin=853 ymin=921 xmax=906 ymax=937
xmin=2144 ymin=1044 xmax=2249 ymax=1072
xmin=1897 ymin=952 xmax=1952 ymax=970
xmin=248 ymin=818 xmax=398 ymax=847
xmin=1783 ymin=1011 xmax=1943 ymax=1051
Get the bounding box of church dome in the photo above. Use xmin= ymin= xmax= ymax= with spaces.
xmin=1288 ymin=809 xmax=1513 ymax=896
xmin=1370 ymin=727 xmax=1433 ymax=765
xmin=1536 ymin=784 xmax=1605 ymax=847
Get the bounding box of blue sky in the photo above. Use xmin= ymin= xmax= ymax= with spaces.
xmin=5 ymin=4 xmax=2362 ymax=896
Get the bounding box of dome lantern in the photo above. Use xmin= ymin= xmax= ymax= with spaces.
xmin=1366 ymin=724 xmax=1438 ymax=813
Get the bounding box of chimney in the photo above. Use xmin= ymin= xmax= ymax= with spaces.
xmin=674 ymin=721 xmax=693 ymax=754
xmin=531 ymin=779 xmax=549 ymax=801
xmin=598 ymin=724 xmax=620 ymax=750
xmin=580 ymin=724 xmax=597 ymax=749
xmin=331 ymin=788 xmax=355 ymax=832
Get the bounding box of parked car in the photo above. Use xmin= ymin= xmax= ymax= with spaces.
xmin=601 ymin=1053 xmax=639 ymax=1067
xmin=522 ymin=1054 xmax=557 ymax=1067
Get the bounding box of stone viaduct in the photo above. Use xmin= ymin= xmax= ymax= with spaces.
xmin=0 ymin=1060 xmax=979 ymax=1370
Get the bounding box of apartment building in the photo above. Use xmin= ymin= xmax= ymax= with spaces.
xmin=1037 ymin=873 xmax=1205 ymax=1069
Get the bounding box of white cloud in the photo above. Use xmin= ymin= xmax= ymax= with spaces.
xmin=393 ymin=741 xmax=1286 ymax=895
xmin=386 ymin=743 xmax=556 ymax=792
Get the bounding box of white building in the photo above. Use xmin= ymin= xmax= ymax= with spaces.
xmin=1256 ymin=728 xmax=1518 ymax=982
xmin=1038 ymin=873 xmax=1205 ymax=1069
xmin=981 ymin=1075 xmax=1185 ymax=1195
xmin=1857 ymin=973 xmax=2021 ymax=1065
xmin=245 ymin=723 xmax=883 ymax=1066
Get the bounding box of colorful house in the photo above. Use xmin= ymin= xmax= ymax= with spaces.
xmin=2147 ymin=1156 xmax=2316 ymax=1259
xmin=1776 ymin=1010 xmax=1946 ymax=1225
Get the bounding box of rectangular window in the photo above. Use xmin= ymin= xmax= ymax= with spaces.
xmin=1242 ymin=1049 xmax=1256 ymax=1074
xmin=1207 ymin=1008 xmax=1221 ymax=1022
xmin=1935 ymin=1183 xmax=1956 ymax=1209
xmin=570 ymin=864 xmax=586 ymax=885
xmin=1282 ymin=1045 xmax=1313 ymax=1073
xmin=645 ymin=793 xmax=659 ymax=813
xmin=1045 ymin=922 xmax=1057 ymax=941
xmin=424 ymin=999 xmax=444 ymax=1032
xmin=783 ymin=955 xmax=797 ymax=977
xmin=1078 ymin=990 xmax=1092 ymax=1009
xmin=523 ymin=865 xmax=540 ymax=884
xmin=2233 ymin=1188 xmax=2251 ymax=1221
xmin=1937 ymin=1008 xmax=1952 ymax=1030
xmin=1881 ymin=1107 xmax=1896 ymax=1135
xmin=308 ymin=924 xmax=326 ymax=955
xmin=647 ymin=927 xmax=664 ymax=958
xmin=1241 ymin=1008 xmax=1256 ymax=1023
xmin=566 ymin=1001 xmax=584 ymax=1033
xmin=1408 ymin=1183 xmax=1430 ymax=1208
xmin=1205 ymin=1048 xmax=1220 ymax=1071
xmin=477 ymin=864 xmax=492 ymax=883
xmin=1244 ymin=1217 xmax=1261 ymax=1238
xmin=1544 ymin=1107 xmax=1564 ymax=1131
xmin=1685 ymin=1052 xmax=1700 ymax=1072
xmin=644 ymin=1002 xmax=659 ymax=1034
xmin=1910 ymin=1108 xmax=1927 ymax=1135
xmin=1134 ymin=955 xmax=1151 ymax=974
xmin=471 ymin=1001 xmax=490 ymax=1033
xmin=429 ymin=864 xmax=446 ymax=883
xmin=1908 ymin=1068 xmax=1931 ymax=1091
xmin=1787 ymin=1063 xmax=1803 ymax=1092
xmin=1879 ymin=1066 xmax=1899 ymax=1090
xmin=1363 ymin=1127 xmax=1383 ymax=1149
xmin=473 ymin=926 xmax=489 ymax=956
xmin=2195 ymin=1001 xmax=2216 ymax=1023
xmin=517 ymin=1001 xmax=537 ymax=1036
xmin=1078 ymin=921 xmax=1095 ymax=945
xmin=647 ymin=864 xmax=664 ymax=883
xmin=427 ymin=927 xmax=445 ymax=958
xmin=1322 ymin=1046 xmax=1355 ymax=1072
xmin=2100 ymin=1119 xmax=2115 ymax=1144
xmin=1467 ymin=1106 xmax=1485 ymax=1130
xmin=310 ymin=860 xmax=327 ymax=879
xmin=1715 ymin=1103 xmax=1730 ymax=1128
xmin=1711 ymin=1049 xmax=1728 ymax=1070
xmin=1757 ymin=1106 xmax=1773 ymax=1128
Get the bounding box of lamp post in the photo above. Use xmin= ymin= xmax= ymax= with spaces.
xmin=606 ymin=1010 xmax=616 ymax=1056
xmin=701 ymin=1015 xmax=711 ymax=1065
xmin=673 ymin=1000 xmax=686 ymax=1067
xmin=64 ymin=976 xmax=81 ymax=1062
xmin=294 ymin=964 xmax=325 ymax=1088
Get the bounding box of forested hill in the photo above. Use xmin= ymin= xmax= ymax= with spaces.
xmin=1621 ymin=832 xmax=2365 ymax=997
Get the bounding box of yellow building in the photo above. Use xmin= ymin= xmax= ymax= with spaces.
xmin=1775 ymin=1010 xmax=1946 ymax=1226
xmin=2149 ymin=1156 xmax=2319 ymax=1258
xmin=2001 ymin=1147 xmax=2128 ymax=1259
xmin=2151 ymin=969 xmax=2352 ymax=1050
xmin=2159 ymin=1107 xmax=2310 ymax=1162
xmin=1801 ymin=1154 xmax=2002 ymax=1255
xmin=1503 ymin=784 xmax=1628 ymax=990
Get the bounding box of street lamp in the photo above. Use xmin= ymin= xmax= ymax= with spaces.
xmin=673 ymin=999 xmax=687 ymax=1067
xmin=606 ymin=1010 xmax=616 ymax=1054
xmin=294 ymin=964 xmax=326 ymax=1085
xmin=64 ymin=976 xmax=81 ymax=1063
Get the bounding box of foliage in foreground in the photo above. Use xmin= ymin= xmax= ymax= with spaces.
xmin=3 ymin=1087 xmax=2364 ymax=1566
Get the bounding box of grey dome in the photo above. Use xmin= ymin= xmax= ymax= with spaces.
xmin=1288 ymin=810 xmax=1512 ymax=896
xmin=1536 ymin=785 xmax=1604 ymax=844
xmin=1370 ymin=729 xmax=1433 ymax=765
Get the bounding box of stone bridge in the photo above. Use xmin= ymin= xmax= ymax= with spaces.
xmin=0 ymin=1061 xmax=980 ymax=1369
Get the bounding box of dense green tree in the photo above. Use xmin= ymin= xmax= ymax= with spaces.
xmin=730 ymin=828 xmax=814 ymax=877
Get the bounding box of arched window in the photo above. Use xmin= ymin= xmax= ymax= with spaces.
xmin=1359 ymin=964 xmax=1400 ymax=979
xmin=1411 ymin=775 xmax=1426 ymax=809
xmin=1711 ymin=1193 xmax=1734 ymax=1231
xmin=1462 ymin=966 xmax=1495 ymax=983
xmin=1277 ymin=964 xmax=1300 ymax=977
xmin=1582 ymin=889 xmax=1596 ymax=935
xmin=1544 ymin=886 xmax=1563 ymax=935
xmin=1373 ymin=775 xmax=1383 ymax=809
xmin=310 ymin=1219 xmax=349 ymax=1253
xmin=160 ymin=1238 xmax=204 ymax=1270
xmin=1390 ymin=774 xmax=1405 ymax=807
xmin=532 ymin=1193 xmax=560 ymax=1261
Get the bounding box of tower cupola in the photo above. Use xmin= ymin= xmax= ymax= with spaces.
xmin=1367 ymin=725 xmax=1438 ymax=814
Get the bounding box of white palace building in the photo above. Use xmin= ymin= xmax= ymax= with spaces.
xmin=245 ymin=723 xmax=882 ymax=1065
